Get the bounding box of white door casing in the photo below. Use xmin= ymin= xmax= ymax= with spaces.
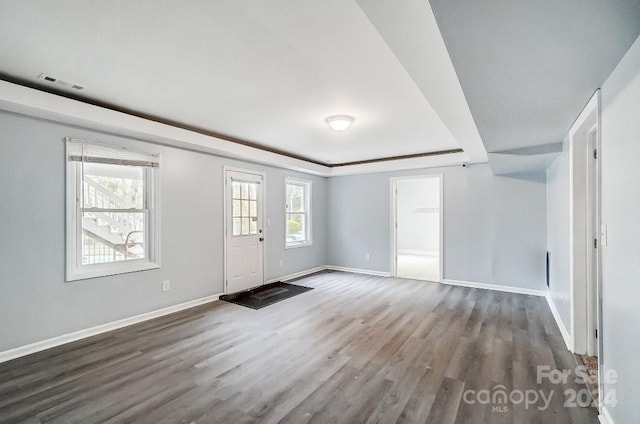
xmin=390 ymin=174 xmax=444 ymax=283
xmin=569 ymin=90 xmax=601 ymax=357
xmin=224 ymin=168 xmax=265 ymax=294
xmin=586 ymin=126 xmax=599 ymax=357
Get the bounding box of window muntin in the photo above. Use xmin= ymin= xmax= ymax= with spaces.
xmin=66 ymin=139 xmax=160 ymax=281
xmin=231 ymin=180 xmax=259 ymax=236
xmin=285 ymin=178 xmax=312 ymax=248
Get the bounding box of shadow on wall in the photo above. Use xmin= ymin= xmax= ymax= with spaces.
xmin=495 ymin=170 xmax=547 ymax=184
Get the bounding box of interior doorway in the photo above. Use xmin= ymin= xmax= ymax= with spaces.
xmin=569 ymin=91 xmax=602 ymax=408
xmin=391 ymin=175 xmax=443 ymax=282
xmin=224 ymin=167 xmax=265 ymax=294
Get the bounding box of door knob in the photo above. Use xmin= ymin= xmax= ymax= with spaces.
xmin=259 ymin=237 xmax=264 ymax=242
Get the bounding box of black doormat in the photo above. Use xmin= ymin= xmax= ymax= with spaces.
xmin=219 ymin=282 xmax=313 ymax=310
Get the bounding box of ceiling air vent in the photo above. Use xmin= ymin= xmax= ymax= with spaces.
xmin=38 ymin=73 xmax=85 ymax=90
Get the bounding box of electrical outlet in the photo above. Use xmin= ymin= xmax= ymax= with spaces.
xmin=162 ymin=280 xmax=170 ymax=292
xmin=279 ymin=259 xmax=284 ymax=267
xmin=267 ymin=218 xmax=271 ymax=226
xmin=365 ymin=253 xmax=370 ymax=261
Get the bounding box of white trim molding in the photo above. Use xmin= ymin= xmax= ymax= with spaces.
xmin=0 ymin=293 xmax=222 ymax=364
xmin=325 ymin=265 xmax=391 ymax=277
xmin=545 ymin=292 xmax=572 ymax=351
xmin=442 ymin=279 xmax=547 ymax=297
xmin=265 ymin=266 xmax=327 ymax=284
xmin=568 ymin=89 xmax=601 ymax=355
xmin=599 ymin=406 xmax=615 ymax=424
xmin=0 ymin=80 xmax=476 ymax=176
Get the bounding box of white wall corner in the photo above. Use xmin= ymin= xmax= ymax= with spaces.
xmin=545 ymin=292 xmax=572 ymax=351
xmin=442 ymin=279 xmax=547 ymax=297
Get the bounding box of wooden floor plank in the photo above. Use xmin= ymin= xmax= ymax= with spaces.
xmin=0 ymin=271 xmax=599 ymax=424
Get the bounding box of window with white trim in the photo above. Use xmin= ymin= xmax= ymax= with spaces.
xmin=285 ymin=177 xmax=312 ymax=248
xmin=66 ymin=138 xmax=160 ymax=281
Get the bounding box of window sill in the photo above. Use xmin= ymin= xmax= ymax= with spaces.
xmin=66 ymin=260 xmax=160 ymax=282
xmin=285 ymin=242 xmax=313 ymax=250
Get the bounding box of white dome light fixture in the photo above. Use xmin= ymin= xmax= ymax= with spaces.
xmin=326 ymin=115 xmax=354 ymax=131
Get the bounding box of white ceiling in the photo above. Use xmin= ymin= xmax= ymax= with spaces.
xmin=429 ymin=0 xmax=640 ymax=154
xmin=0 ymin=0 xmax=486 ymax=166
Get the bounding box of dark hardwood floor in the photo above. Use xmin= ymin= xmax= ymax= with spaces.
xmin=0 ymin=271 xmax=599 ymax=424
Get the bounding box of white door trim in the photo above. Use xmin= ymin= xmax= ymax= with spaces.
xmin=390 ymin=174 xmax=444 ymax=283
xmin=223 ymin=166 xmax=267 ymax=294
xmin=568 ymin=90 xmax=604 ymax=410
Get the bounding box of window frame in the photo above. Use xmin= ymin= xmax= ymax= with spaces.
xmin=284 ymin=177 xmax=312 ymax=249
xmin=66 ymin=138 xmax=161 ymax=281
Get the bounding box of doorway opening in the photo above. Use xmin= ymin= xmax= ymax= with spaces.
xmin=391 ymin=175 xmax=443 ymax=282
xmin=569 ymin=91 xmax=602 ymax=409
xmin=223 ymin=167 xmax=266 ymax=295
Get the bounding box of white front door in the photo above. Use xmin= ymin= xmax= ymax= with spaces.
xmin=225 ymin=169 xmax=264 ymax=294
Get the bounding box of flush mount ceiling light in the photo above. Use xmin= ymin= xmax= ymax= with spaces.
xmin=326 ymin=115 xmax=354 ymax=131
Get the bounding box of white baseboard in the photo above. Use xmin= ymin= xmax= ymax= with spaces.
xmin=265 ymin=266 xmax=327 ymax=284
xmin=442 ymin=279 xmax=547 ymax=297
xmin=545 ymin=292 xmax=572 ymax=351
xmin=325 ymin=265 xmax=391 ymax=277
xmin=599 ymin=406 xmax=615 ymax=424
xmin=0 ymin=293 xmax=222 ymax=364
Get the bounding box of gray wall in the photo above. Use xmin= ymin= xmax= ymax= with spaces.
xmin=599 ymin=35 xmax=640 ymax=424
xmin=545 ymin=35 xmax=640 ymax=423
xmin=0 ymin=111 xmax=328 ymax=352
xmin=0 ymin=109 xmax=549 ymax=354
xmin=546 ymin=142 xmax=571 ymax=329
xmin=327 ymin=164 xmax=548 ymax=290
xmin=396 ymin=178 xmax=440 ymax=253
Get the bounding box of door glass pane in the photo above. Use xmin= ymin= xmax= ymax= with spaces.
xmin=242 ymin=183 xmax=249 ymax=199
xmin=231 ymin=180 xmax=259 ymax=236
xmin=233 ymin=218 xmax=241 ymax=236
xmin=232 ymin=182 xmax=241 ymax=199
xmin=241 ymin=218 xmax=250 ymax=234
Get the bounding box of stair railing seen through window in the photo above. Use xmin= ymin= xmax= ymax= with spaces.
xmin=66 ymin=138 xmax=160 ymax=281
